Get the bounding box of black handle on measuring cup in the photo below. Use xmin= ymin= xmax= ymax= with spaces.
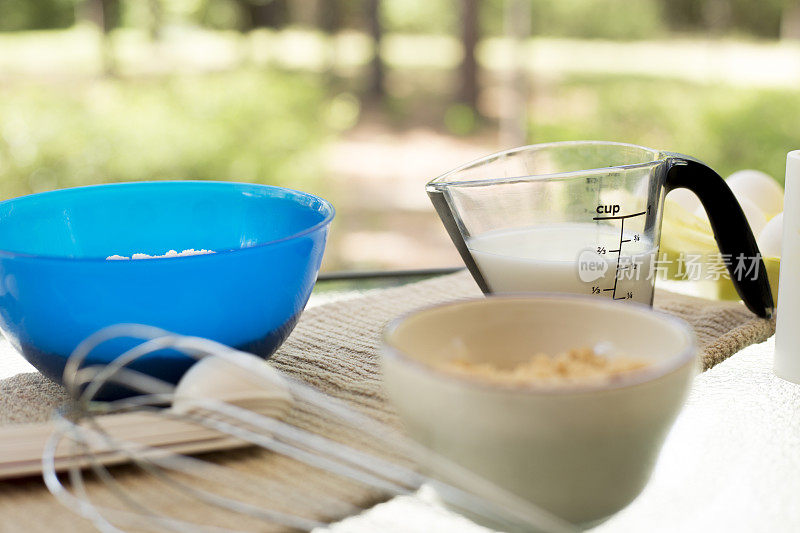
xmin=664 ymin=156 xmax=774 ymax=318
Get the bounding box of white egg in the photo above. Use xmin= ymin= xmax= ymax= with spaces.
xmin=666 ymin=188 xmax=702 ymax=214
xmin=726 ymin=169 xmax=784 ymax=218
xmin=694 ymin=195 xmax=767 ymax=237
xmin=758 ymin=212 xmax=783 ymax=258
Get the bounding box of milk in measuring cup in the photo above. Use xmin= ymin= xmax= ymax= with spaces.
xmin=467 ymin=223 xmax=656 ymax=304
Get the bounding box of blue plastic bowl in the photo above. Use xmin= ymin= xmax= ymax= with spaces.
xmin=0 ymin=181 xmax=333 ymax=389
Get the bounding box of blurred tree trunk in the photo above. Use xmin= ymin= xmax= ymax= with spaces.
xmin=366 ymin=0 xmax=385 ymax=100
xmin=702 ymin=0 xmax=732 ymax=35
xmin=99 ymin=0 xmax=120 ymax=33
xmin=147 ymin=0 xmax=162 ymax=41
xmin=781 ymin=2 xmax=800 ymax=40
xmin=317 ymin=0 xmax=343 ymax=82
xmin=660 ymin=0 xmax=703 ymax=33
xmin=82 ymin=0 xmax=120 ymax=75
xmin=100 ymin=0 xmax=120 ymax=75
xmin=246 ymin=0 xmax=290 ymax=29
xmin=458 ymin=0 xmax=479 ymax=110
xmin=499 ymin=0 xmax=530 ymax=147
xmin=318 ymin=0 xmax=342 ymax=33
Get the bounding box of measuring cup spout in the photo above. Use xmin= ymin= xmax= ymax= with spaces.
xmin=664 ymin=156 xmax=774 ymax=318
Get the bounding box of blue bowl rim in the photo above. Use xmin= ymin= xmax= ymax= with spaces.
xmin=0 ymin=180 xmax=335 ymax=263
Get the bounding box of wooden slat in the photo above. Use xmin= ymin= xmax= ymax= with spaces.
xmin=0 ymin=412 xmax=249 ymax=479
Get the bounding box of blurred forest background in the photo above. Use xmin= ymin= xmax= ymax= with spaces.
xmin=2 ymin=0 xmax=800 ymax=271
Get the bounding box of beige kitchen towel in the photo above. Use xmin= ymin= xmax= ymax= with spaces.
xmin=0 ymin=271 xmax=776 ymax=532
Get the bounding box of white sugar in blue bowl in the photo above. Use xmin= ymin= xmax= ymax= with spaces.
xmin=0 ymin=181 xmax=333 ymax=394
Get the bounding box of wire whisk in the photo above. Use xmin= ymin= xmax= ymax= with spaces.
xmin=43 ymin=325 xmax=576 ymax=533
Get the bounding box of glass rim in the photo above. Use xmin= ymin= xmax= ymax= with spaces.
xmin=427 ymin=140 xmax=666 ymax=191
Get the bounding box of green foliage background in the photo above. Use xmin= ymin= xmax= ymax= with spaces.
xmin=1 ymin=0 xmax=798 ymax=200
xmin=0 ymin=70 xmax=330 ymax=199
xmin=529 ymin=75 xmax=797 ymax=182
xmin=3 ymin=0 xmax=796 ymax=40
xmin=0 ymin=0 xmax=78 ymax=31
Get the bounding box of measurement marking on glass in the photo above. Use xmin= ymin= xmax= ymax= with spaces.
xmin=591 ymin=210 xmax=646 ymax=221
xmin=592 ymin=209 xmax=647 ymax=300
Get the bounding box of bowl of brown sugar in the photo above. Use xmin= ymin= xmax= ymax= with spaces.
xmin=381 ymin=294 xmax=697 ymax=527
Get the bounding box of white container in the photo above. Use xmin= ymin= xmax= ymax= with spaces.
xmin=774 ymin=151 xmax=800 ymax=383
xmin=382 ymin=295 xmax=697 ymax=526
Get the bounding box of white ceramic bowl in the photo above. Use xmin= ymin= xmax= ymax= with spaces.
xmin=381 ymin=295 xmax=697 ymax=526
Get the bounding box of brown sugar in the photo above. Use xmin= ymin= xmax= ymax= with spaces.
xmin=438 ymin=347 xmax=649 ymax=385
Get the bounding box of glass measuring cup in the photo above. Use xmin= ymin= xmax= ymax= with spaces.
xmin=427 ymin=141 xmax=774 ymax=318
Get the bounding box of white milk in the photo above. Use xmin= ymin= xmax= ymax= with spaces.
xmin=468 ymin=224 xmax=657 ymax=304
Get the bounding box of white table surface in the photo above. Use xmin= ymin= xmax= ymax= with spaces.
xmin=2 ymin=328 xmax=798 ymax=532
xmin=325 ymin=336 xmax=800 ymax=533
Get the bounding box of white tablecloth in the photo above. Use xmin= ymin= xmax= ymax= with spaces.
xmin=326 ymin=337 xmax=800 ymax=533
